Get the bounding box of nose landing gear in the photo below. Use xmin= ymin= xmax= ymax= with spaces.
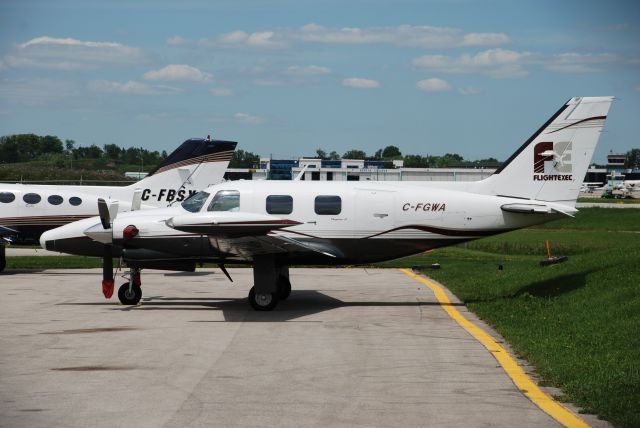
xmin=117 ymin=267 xmax=142 ymax=305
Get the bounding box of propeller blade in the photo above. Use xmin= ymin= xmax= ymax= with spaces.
xmin=101 ymin=244 xmax=114 ymax=299
xmin=131 ymin=188 xmax=142 ymax=211
xmin=108 ymin=201 xmax=119 ymax=221
xmin=97 ymin=198 xmax=111 ymax=229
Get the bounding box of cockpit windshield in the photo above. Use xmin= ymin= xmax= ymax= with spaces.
xmin=181 ymin=191 xmax=210 ymax=212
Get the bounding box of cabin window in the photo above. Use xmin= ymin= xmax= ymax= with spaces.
xmin=48 ymin=195 xmax=63 ymax=205
xmin=69 ymin=197 xmax=82 ymax=206
xmin=0 ymin=192 xmax=15 ymax=203
xmin=208 ymin=190 xmax=240 ymax=212
xmin=181 ymin=191 xmax=209 ymax=213
xmin=314 ymin=195 xmax=341 ymax=215
xmin=266 ymin=195 xmax=293 ymax=214
xmin=23 ymin=193 xmax=41 ymax=204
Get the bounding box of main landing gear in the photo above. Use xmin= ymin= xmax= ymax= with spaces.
xmin=248 ymin=256 xmax=291 ymax=311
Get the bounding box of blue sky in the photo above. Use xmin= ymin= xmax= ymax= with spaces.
xmin=0 ymin=0 xmax=638 ymax=163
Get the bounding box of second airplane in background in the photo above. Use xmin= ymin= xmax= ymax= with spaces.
xmin=0 ymin=137 xmax=236 ymax=273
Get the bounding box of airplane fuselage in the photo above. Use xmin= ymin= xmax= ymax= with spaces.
xmin=44 ymin=180 xmax=566 ymax=266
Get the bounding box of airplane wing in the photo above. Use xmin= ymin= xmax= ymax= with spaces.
xmin=167 ymin=212 xmax=341 ymax=260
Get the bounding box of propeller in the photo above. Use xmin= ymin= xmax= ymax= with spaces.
xmin=97 ymin=198 xmax=117 ymax=299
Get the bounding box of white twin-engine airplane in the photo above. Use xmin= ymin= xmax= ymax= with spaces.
xmin=0 ymin=137 xmax=237 ymax=272
xmin=41 ymin=97 xmax=613 ymax=311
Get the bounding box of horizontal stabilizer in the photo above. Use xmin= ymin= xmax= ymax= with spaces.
xmin=501 ymin=203 xmax=576 ymax=217
xmin=166 ymin=212 xmax=301 ymax=236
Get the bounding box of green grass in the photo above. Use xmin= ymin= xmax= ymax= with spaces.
xmin=577 ymin=197 xmax=640 ymax=204
xmin=383 ymin=208 xmax=639 ymax=427
xmin=6 ymin=256 xmax=102 ymax=269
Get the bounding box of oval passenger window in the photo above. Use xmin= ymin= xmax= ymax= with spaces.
xmin=23 ymin=193 xmax=42 ymax=204
xmin=48 ymin=195 xmax=64 ymax=205
xmin=0 ymin=192 xmax=16 ymax=203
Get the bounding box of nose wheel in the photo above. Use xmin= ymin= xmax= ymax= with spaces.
xmin=118 ymin=282 xmax=142 ymax=305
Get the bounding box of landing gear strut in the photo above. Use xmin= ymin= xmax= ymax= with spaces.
xmin=247 ymin=256 xmax=291 ymax=311
xmin=0 ymin=245 xmax=6 ymax=273
xmin=118 ymin=267 xmax=142 ymax=305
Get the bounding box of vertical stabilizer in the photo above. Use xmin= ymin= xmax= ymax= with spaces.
xmin=128 ymin=138 xmax=236 ymax=207
xmin=476 ymin=97 xmax=613 ymax=205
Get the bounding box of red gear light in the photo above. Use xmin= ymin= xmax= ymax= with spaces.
xmin=123 ymin=225 xmax=139 ymax=242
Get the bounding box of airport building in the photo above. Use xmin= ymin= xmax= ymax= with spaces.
xmin=224 ymin=154 xmax=640 ymax=184
xmin=225 ymin=157 xmax=496 ymax=182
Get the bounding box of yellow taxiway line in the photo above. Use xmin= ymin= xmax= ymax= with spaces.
xmin=399 ymin=268 xmax=590 ymax=428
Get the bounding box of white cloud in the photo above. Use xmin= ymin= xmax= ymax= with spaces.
xmin=169 ymin=24 xmax=510 ymax=50
xmin=416 ymin=78 xmax=452 ymax=92
xmin=461 ymin=33 xmax=511 ymax=46
xmin=413 ymin=48 xmax=530 ymax=78
xmin=210 ymin=88 xmax=233 ymax=97
xmin=299 ymin=24 xmax=510 ymax=48
xmin=413 ymin=48 xmax=634 ymax=78
xmin=4 ymin=36 xmax=145 ymax=70
xmin=286 ymin=65 xmax=331 ymax=76
xmin=543 ymin=53 xmax=618 ymax=73
xmin=88 ymin=80 xmax=181 ymax=95
xmin=342 ymin=77 xmax=380 ymax=88
xmin=143 ymin=64 xmax=213 ymax=82
xmin=458 ymin=86 xmax=482 ymax=95
xmin=234 ymin=112 xmax=265 ymax=125
xmin=197 ymin=30 xmax=288 ymax=49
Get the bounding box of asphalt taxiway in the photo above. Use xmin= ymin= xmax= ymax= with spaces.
xmin=0 ymin=268 xmax=600 ymax=427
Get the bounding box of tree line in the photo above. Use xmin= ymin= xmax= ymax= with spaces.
xmin=3 ymin=134 xmax=639 ymax=171
xmin=0 ymin=134 xmax=167 ymax=167
xmin=317 ymin=146 xmax=501 ymax=168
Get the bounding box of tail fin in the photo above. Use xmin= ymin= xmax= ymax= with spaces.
xmin=476 ymin=97 xmax=613 ymax=205
xmin=131 ymin=138 xmax=237 ymax=203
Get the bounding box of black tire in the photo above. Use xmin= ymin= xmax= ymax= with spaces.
xmin=248 ymin=286 xmax=278 ymax=311
xmin=0 ymin=256 xmax=5 ymax=273
xmin=118 ymin=282 xmax=142 ymax=305
xmin=277 ymin=276 xmax=291 ymax=300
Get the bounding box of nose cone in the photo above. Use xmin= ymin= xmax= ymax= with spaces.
xmin=40 ymin=229 xmax=55 ymax=251
xmin=38 ymin=216 xmax=111 ymax=257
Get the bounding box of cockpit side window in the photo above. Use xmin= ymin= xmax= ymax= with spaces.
xmin=181 ymin=191 xmax=210 ymax=213
xmin=207 ymin=190 xmax=240 ymax=212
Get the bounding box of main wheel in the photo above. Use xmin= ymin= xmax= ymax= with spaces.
xmin=248 ymin=286 xmax=278 ymax=311
xmin=0 ymin=256 xmax=6 ymax=273
xmin=277 ymin=276 xmax=291 ymax=300
xmin=118 ymin=282 xmax=142 ymax=305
